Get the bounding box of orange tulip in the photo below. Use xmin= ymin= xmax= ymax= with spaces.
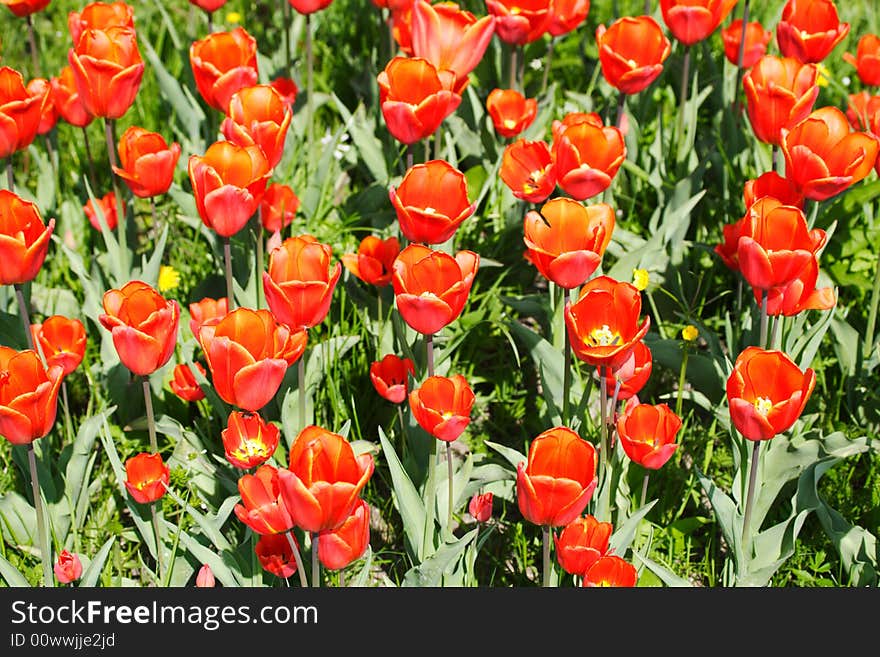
xmin=378 ymin=56 xmax=461 ymax=145
xmin=743 ymin=171 xmax=803 ymax=210
xmin=288 ymin=0 xmax=333 ymax=13
xmin=486 ymin=88 xmax=538 ymax=139
xmin=409 ymin=374 xmax=475 ymax=442
xmin=616 ymin=400 xmax=682 ymax=470
xmin=26 ymin=79 xmax=57 ymax=136
xmin=190 ymin=27 xmax=259 ymax=112
xmin=726 ymin=347 xmax=815 ymax=441
xmin=190 ymin=0 xmax=228 ymax=11
xmin=269 ymin=77 xmax=298 ymax=108
xmin=255 ymin=533 xmax=299 ymax=578
xmin=234 ymin=464 xmax=295 ymax=534
xmin=391 ymin=243 xmax=479 ymax=335
xmin=263 ymin=234 xmax=341 ymax=330
xmin=596 ymin=16 xmax=671 ymax=95
xmin=68 ymin=1 xmax=134 ymax=45
xmin=600 ymin=339 xmax=652 ymax=401
xmin=124 ymin=452 xmax=169 ymax=504
xmin=565 ymin=275 xmax=650 ymax=371
xmin=743 ymin=55 xmax=819 ymax=146
xmin=499 ymin=139 xmax=556 ymax=203
xmin=551 ymin=114 xmax=625 ymax=201
xmin=259 ymin=183 xmax=299 ymax=233
xmin=759 ymin=257 xmax=835 ymax=318
xmin=199 ymin=307 xmax=307 ymax=411
xmin=188 ymin=140 xmax=271 ymax=237
xmin=112 ymin=126 xmax=180 ymax=198
xmin=222 ymin=410 xmax=280 ymax=470
xmin=468 ymin=491 xmax=493 ymax=523
xmin=721 ymin=19 xmax=772 ymax=69
xmin=341 ymin=235 xmax=400 ymax=287
xmin=582 ymin=555 xmax=638 ymax=587
xmin=0 ymin=189 xmax=55 ymax=285
xmin=846 ymin=91 xmax=880 ymax=132
xmin=99 ymin=281 xmax=179 ymax=377
xmin=221 ymin=84 xmax=292 ymax=170
xmin=0 ymin=66 xmax=48 ymax=159
xmin=554 ymin=514 xmax=612 ymax=577
xmin=83 ymin=191 xmax=118 ymax=231
xmin=391 ymin=3 xmax=415 ymax=56
xmin=547 ymin=0 xmax=590 ymax=37
xmin=0 ymin=347 xmax=63 ymax=445
xmin=278 ymin=425 xmax=375 ymax=533
xmin=523 ymin=197 xmax=614 ymax=289
xmin=659 ymin=0 xmax=737 ymax=47
xmin=370 ymin=353 xmax=416 ymax=404
xmin=30 ymin=315 xmax=87 ymax=377
xmin=53 ymin=550 xmax=83 ymax=584
xmin=781 ymin=106 xmax=879 ymax=201
xmin=169 ymin=362 xmax=206 ymax=402
xmin=844 ymin=35 xmax=880 ymax=87
xmin=317 ymin=498 xmax=370 ymax=570
xmin=188 ymin=296 xmax=228 ymax=340
xmin=49 ymin=66 xmax=94 ymax=128
xmin=68 ymin=26 xmax=144 ymax=120
xmin=0 ymin=0 xmax=49 ymax=17
xmin=194 ymin=563 xmax=215 ymax=587
xmin=486 ymin=0 xmax=551 ymax=45
xmin=516 ymin=426 xmax=598 ymax=527
xmin=410 ymin=0 xmax=495 ymax=92
xmin=776 ymin=0 xmax=849 ymax=65
xmin=389 ymin=159 xmax=475 ymax=244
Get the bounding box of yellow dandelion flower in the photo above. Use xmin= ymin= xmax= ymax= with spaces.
xmin=158 ymin=265 xmax=181 ymax=293
xmin=682 ymin=325 xmax=699 ymax=342
xmin=226 ymin=11 xmax=241 ymax=24
xmin=816 ymin=63 xmax=830 ymax=87
xmin=632 ymin=268 xmax=649 ymax=291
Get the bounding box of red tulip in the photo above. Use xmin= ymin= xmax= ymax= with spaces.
xmin=188 ymin=296 xmax=228 ymax=340
xmin=124 ymin=452 xmax=169 ymax=504
xmin=234 ymin=464 xmax=295 ymax=534
xmin=190 ymin=27 xmax=259 ymax=112
xmin=198 ymin=307 xmax=307 ymax=412
xmin=551 ymin=114 xmax=625 ymax=201
xmin=195 ymin=563 xmax=215 ymax=587
xmin=565 ymin=275 xmax=650 ymax=371
xmin=377 ymin=56 xmax=461 ymax=145
xmin=391 ymin=244 xmax=479 ymax=335
xmin=259 ymin=183 xmax=299 ymax=233
xmin=0 ymin=0 xmax=49 ymax=17
xmin=113 ymin=126 xmax=181 ymax=198
xmin=188 ymin=140 xmax=271 ymax=238
xmin=190 ymin=0 xmax=228 ymax=12
xmin=49 ymin=66 xmax=94 ymax=128
xmin=288 ymin=0 xmax=333 ymax=14
xmin=26 ymin=79 xmax=57 ymax=135
xmin=516 ymin=426 xmax=598 ymax=527
xmin=278 ymin=425 xmax=375 ymax=533
xmin=523 ymin=197 xmax=614 ymax=289
xmin=389 ymin=159 xmax=476 ymax=244
xmin=485 ymin=0 xmax=551 ymax=46
xmin=221 ymin=84 xmax=292 ymax=170
xmin=369 ymin=354 xmax=416 ymax=404
xmin=616 ymin=400 xmax=682 ymax=470
xmin=469 ymin=491 xmax=493 ymax=523
xmin=269 ymin=77 xmax=298 ymax=108
xmin=776 ymin=0 xmax=849 ymax=65
xmin=0 ymin=66 xmax=48 ymax=159
xmin=554 ymin=514 xmax=612 ymax=577
xmin=659 ymin=0 xmax=738 ymax=47
xmin=582 ymin=555 xmax=638 ymax=587
xmin=781 ymin=106 xmax=879 ymax=201
xmin=255 ymin=533 xmax=299 ymax=578
xmin=486 ymin=88 xmax=538 ymax=139
xmin=499 ymin=139 xmax=556 ymax=203
xmin=30 ymin=315 xmax=87 ymax=377
xmin=596 ymin=16 xmax=671 ymax=95
xmin=99 ymin=280 xmax=180 ymax=377
xmin=721 ymin=19 xmax=772 ymax=69
xmin=600 ymin=339 xmax=652 ymax=401
xmin=169 ymin=363 xmax=206 ymax=402
xmin=390 ymin=3 xmax=415 ymax=56
xmin=743 ymin=55 xmax=818 ymax=146
xmin=0 ymin=347 xmax=63 ymax=445
xmin=68 ymin=26 xmax=144 ymax=120
xmin=68 ymin=1 xmax=135 ymax=46
xmin=846 ymin=91 xmax=880 ymax=132
xmin=726 ymin=347 xmax=815 ymax=441
xmin=341 ymin=235 xmax=400 ymax=287
xmin=263 ymin=234 xmax=341 ymax=330
xmin=83 ymin=191 xmax=118 ymax=231
xmin=317 ymin=498 xmax=370 ymax=570
xmin=53 ymin=550 xmax=83 ymax=584
xmin=743 ymin=171 xmax=803 ymax=210
xmin=409 ymin=374 xmax=475 ymax=442
xmin=0 ymin=189 xmax=54 ymax=285
xmin=222 ymin=410 xmax=280 ymax=470
xmin=547 ymin=0 xmax=590 ymax=37
xmin=844 ymin=35 xmax=880 ymax=87
xmin=760 ymin=256 xmax=835 ymax=318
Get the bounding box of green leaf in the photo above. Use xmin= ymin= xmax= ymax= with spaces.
xmin=0 ymin=553 xmax=30 ymax=587
xmin=608 ymin=500 xmax=656 ymax=557
xmin=349 ymin=546 xmax=375 ymax=588
xmin=484 ymin=440 xmax=526 ymax=470
xmin=79 ymin=538 xmax=115 ymax=587
xmin=631 ymin=551 xmax=692 ymax=587
xmin=171 ymin=525 xmax=244 ymax=588
xmin=377 ymin=426 xmax=425 ymax=559
xmin=401 ymin=529 xmax=478 ymax=587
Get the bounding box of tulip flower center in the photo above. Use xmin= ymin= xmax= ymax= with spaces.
xmin=419 ymin=291 xmax=441 ymax=300
xmin=503 ymin=119 xmax=517 ymax=130
xmin=753 ymin=396 xmax=773 ymax=416
xmin=234 ymin=439 xmax=270 ymax=460
xmin=588 ymin=324 xmax=620 ymax=347
xmin=627 ymin=59 xmax=638 ymax=69
xmin=423 ymin=206 xmax=437 ymax=214
xmin=442 ymin=411 xmax=454 ymax=420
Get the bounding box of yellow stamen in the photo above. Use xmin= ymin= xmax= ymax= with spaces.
xmin=588 ymin=324 xmax=619 ymax=347
xmin=754 ymin=396 xmax=773 ymax=416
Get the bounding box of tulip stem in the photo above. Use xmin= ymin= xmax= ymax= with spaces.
xmin=732 ymin=0 xmax=750 ymax=115
xmin=150 ymin=502 xmax=164 ymax=585
xmin=281 ymin=0 xmax=291 ymax=77
xmin=742 ymin=440 xmax=761 ymax=555
xmin=406 ymin=144 xmax=413 ymax=171
xmin=562 ymin=289 xmax=571 ymax=427
xmin=426 ymin=333 xmax=434 ymax=378
xmin=26 ymin=15 xmax=41 ymax=78
xmin=255 ymin=223 xmax=264 ymax=309
xmin=676 ymin=340 xmax=689 ymax=418
xmin=206 ymin=10 xmax=213 ymax=33
xmin=759 ymin=290 xmax=769 ymax=349
xmin=224 ymin=236 xmax=235 ymax=310
xmin=676 ymin=46 xmax=691 ymax=151
xmin=396 ymin=404 xmax=408 ymax=458
xmin=27 ymin=444 xmax=53 ymax=587
xmin=541 ymin=525 xmax=551 ymax=587
xmin=540 ymin=38 xmax=555 ymax=96
xmin=422 ymin=438 xmax=438 ymax=561
xmin=14 ymin=284 xmax=36 ymax=352
xmin=614 ymin=92 xmax=626 ymax=130
xmin=298 ymin=356 xmax=307 ymax=430
xmin=376 ymin=294 xmax=383 ymax=353
xmin=598 ymin=366 xmax=609 ymax=497
xmin=105 ymin=118 xmax=128 ymax=277
xmin=771 ymin=145 xmax=778 ymax=173
xmin=285 ymin=531 xmax=309 ymax=587
xmin=61 ymin=382 xmax=74 ymax=445
xmin=644 ymin=0 xmax=651 ymax=14
xmin=142 ymin=378 xmax=158 ymax=455
xmin=311 ymin=532 xmax=320 ymax=587
xmin=770 ymin=315 xmax=782 ymax=351
xmin=865 ymin=249 xmax=880 ymax=361
xmin=82 ymin=127 xmax=98 ymax=191
xmin=6 ymin=158 xmax=13 ymax=192
xmin=446 ymin=443 xmax=454 ymax=535
xmin=640 ymin=471 xmax=650 ymax=509
xmin=509 ymin=45 xmax=518 ymax=91
xmin=306 ymin=13 xmax=314 ymax=173
xmin=338 ymin=571 xmax=345 ymax=587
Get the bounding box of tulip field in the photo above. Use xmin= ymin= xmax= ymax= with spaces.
xmin=0 ymin=0 xmax=879 ymax=590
